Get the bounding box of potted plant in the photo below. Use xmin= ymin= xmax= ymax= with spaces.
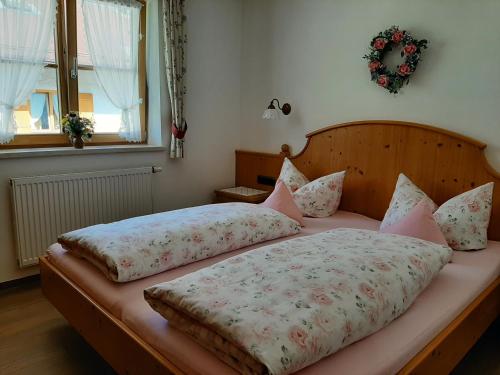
xmin=61 ymin=112 xmax=94 ymax=149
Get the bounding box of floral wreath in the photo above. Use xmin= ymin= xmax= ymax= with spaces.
xmin=363 ymin=26 xmax=428 ymax=94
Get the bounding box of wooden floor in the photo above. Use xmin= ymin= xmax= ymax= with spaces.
xmin=0 ymin=278 xmax=499 ymax=375
xmin=0 ymin=278 xmax=114 ymax=375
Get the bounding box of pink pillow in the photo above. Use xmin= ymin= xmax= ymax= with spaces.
xmin=262 ymin=180 xmax=305 ymax=226
xmin=380 ymin=200 xmax=448 ymax=246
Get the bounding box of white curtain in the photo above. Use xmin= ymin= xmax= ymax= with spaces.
xmin=0 ymin=0 xmax=57 ymax=144
xmin=82 ymin=0 xmax=142 ymax=142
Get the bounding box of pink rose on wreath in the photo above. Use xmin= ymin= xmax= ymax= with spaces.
xmin=404 ymin=44 xmax=417 ymax=55
xmin=373 ymin=38 xmax=387 ymax=50
xmin=288 ymin=326 xmax=309 ymax=350
xmin=392 ymin=30 xmax=404 ymax=43
xmin=368 ymin=60 xmax=382 ymax=72
xmin=398 ymin=63 xmax=412 ymax=76
xmin=377 ymin=75 xmax=389 ymax=87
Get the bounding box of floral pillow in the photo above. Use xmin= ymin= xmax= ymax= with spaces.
xmin=433 ymin=182 xmax=494 ymax=250
xmin=278 ymin=158 xmax=309 ymax=193
xmin=293 ymin=171 xmax=346 ymax=217
xmin=380 ymin=173 xmax=438 ymax=230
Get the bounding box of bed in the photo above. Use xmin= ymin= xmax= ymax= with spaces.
xmin=41 ymin=120 xmax=500 ymax=375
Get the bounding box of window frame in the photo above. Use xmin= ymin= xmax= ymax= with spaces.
xmin=1 ymin=0 xmax=147 ymax=149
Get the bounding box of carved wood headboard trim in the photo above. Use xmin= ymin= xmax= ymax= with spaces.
xmin=235 ymin=120 xmax=500 ymax=240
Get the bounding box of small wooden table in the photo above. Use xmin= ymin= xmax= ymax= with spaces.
xmin=214 ymin=186 xmax=271 ymax=204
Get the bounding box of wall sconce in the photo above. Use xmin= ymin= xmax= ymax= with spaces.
xmin=262 ymin=98 xmax=291 ymax=120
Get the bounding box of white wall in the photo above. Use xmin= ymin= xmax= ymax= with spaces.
xmin=6 ymin=0 xmax=500 ymax=283
xmin=0 ymin=0 xmax=243 ymax=283
xmin=240 ymin=0 xmax=500 ymax=169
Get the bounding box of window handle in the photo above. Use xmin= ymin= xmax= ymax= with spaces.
xmin=70 ymin=56 xmax=78 ymax=80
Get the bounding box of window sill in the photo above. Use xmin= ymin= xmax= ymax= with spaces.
xmin=0 ymin=144 xmax=168 ymax=160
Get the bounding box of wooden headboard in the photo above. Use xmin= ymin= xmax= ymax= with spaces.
xmin=235 ymin=120 xmax=500 ymax=241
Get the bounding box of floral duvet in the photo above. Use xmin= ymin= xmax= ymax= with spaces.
xmin=58 ymin=203 xmax=301 ymax=282
xmin=144 ymin=228 xmax=452 ymax=375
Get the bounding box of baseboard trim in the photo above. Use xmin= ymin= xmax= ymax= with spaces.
xmin=0 ymin=274 xmax=40 ymax=291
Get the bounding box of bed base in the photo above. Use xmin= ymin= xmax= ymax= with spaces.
xmin=40 ymin=256 xmax=499 ymax=375
xmin=41 ymin=120 xmax=500 ymax=374
xmin=40 ymin=257 xmax=183 ymax=375
xmin=398 ymin=276 xmax=500 ymax=374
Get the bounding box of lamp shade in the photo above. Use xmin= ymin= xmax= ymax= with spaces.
xmin=262 ymin=108 xmax=278 ymax=120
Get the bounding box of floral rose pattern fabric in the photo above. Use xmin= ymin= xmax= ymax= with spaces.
xmin=58 ymin=203 xmax=301 ymax=282
xmin=278 ymin=158 xmax=310 ymax=193
xmin=433 ymin=182 xmax=494 ymax=250
xmin=380 ymin=173 xmax=438 ymax=230
xmin=145 ymin=229 xmax=452 ymax=375
xmin=293 ymin=171 xmax=346 ymax=218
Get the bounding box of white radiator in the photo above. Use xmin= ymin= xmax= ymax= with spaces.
xmin=10 ymin=167 xmax=154 ymax=267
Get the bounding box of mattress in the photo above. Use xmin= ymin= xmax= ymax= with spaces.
xmin=46 ymin=210 xmax=500 ymax=375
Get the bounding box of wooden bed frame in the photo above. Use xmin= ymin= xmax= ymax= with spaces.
xmin=41 ymin=120 xmax=500 ymax=375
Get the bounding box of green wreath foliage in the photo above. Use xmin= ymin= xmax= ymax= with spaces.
xmin=363 ymin=26 xmax=428 ymax=94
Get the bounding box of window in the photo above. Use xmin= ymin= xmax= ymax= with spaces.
xmin=4 ymin=0 xmax=146 ymax=148
xmin=16 ymin=91 xmax=60 ymax=134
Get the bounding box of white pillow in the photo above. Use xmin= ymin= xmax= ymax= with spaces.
xmin=278 ymin=158 xmax=309 ymax=193
xmin=382 ymin=174 xmax=494 ymax=250
xmin=293 ymin=171 xmax=346 ymax=218
xmin=433 ymin=182 xmax=494 ymax=250
xmin=380 ymin=173 xmax=437 ymax=230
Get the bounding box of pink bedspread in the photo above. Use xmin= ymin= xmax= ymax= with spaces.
xmin=46 ymin=210 xmax=500 ymax=375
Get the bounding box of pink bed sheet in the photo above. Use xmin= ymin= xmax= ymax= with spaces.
xmin=46 ymin=210 xmax=500 ymax=375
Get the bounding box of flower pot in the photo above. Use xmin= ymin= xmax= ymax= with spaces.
xmin=73 ymin=136 xmax=84 ymax=149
